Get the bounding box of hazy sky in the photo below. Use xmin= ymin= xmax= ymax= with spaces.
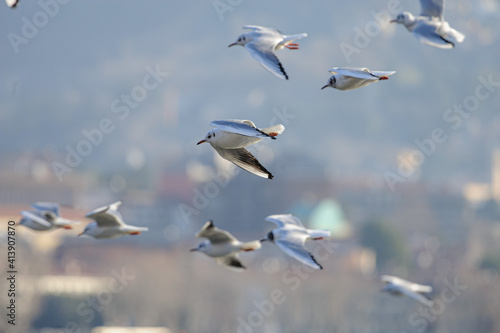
xmin=1 ymin=0 xmax=499 ymax=189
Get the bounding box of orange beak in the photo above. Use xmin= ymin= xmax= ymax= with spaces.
xmin=62 ymin=225 xmax=73 ymax=230
xmin=197 ymin=140 xmax=206 ymax=145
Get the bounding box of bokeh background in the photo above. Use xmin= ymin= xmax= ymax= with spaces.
xmin=1 ymin=0 xmax=500 ymax=332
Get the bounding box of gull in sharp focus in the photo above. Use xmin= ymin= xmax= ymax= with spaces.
xmin=20 ymin=202 xmax=79 ymax=231
xmin=229 ymin=25 xmax=307 ymax=80
xmin=391 ymin=0 xmax=465 ymax=48
xmin=197 ymin=119 xmax=285 ymax=179
xmin=381 ymin=275 xmax=434 ymax=307
xmin=5 ymin=0 xmax=19 ymax=8
xmin=79 ymin=201 xmax=148 ymax=239
xmin=261 ymin=214 xmax=331 ymax=270
xmin=321 ymin=67 xmax=396 ymax=91
xmin=190 ymin=220 xmax=261 ymax=271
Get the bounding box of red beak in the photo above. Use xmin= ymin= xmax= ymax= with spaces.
xmin=197 ymin=140 xmax=206 ymax=145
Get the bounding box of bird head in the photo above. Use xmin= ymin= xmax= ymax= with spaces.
xmin=260 ymin=230 xmax=275 ymax=243
xmin=197 ymin=130 xmax=216 ymax=145
xmin=390 ymin=12 xmax=414 ymax=25
xmin=228 ymin=34 xmax=249 ymax=47
xmin=321 ymin=75 xmax=336 ymax=90
xmin=190 ymin=240 xmax=209 ymax=253
xmin=78 ymin=223 xmax=95 ymax=237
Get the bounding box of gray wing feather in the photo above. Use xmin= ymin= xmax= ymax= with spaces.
xmin=210 ymin=120 xmax=272 ymax=139
xmin=31 ymin=202 xmax=61 ymax=216
xmin=420 ymin=0 xmax=444 ymax=19
xmin=196 ymin=221 xmax=237 ymax=244
xmin=245 ymin=42 xmax=288 ymax=80
xmin=214 ymin=147 xmax=273 ymax=179
xmin=276 ymin=237 xmax=322 ymax=269
xmin=265 ymin=214 xmax=304 ymax=228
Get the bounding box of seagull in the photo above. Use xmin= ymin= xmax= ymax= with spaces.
xmin=381 ymin=275 xmax=434 ymax=307
xmin=79 ymin=201 xmax=148 ymax=239
xmin=321 ymin=67 xmax=396 ymax=91
xmin=261 ymin=214 xmax=331 ymax=270
xmin=5 ymin=0 xmax=19 ymax=8
xmin=197 ymin=119 xmax=285 ymax=179
xmin=391 ymin=0 xmax=465 ymax=48
xmin=190 ymin=220 xmax=262 ymax=271
xmin=228 ymin=25 xmax=307 ymax=80
xmin=20 ymin=202 xmax=79 ymax=231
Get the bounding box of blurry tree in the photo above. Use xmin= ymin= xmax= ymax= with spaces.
xmin=359 ymin=220 xmax=408 ymax=269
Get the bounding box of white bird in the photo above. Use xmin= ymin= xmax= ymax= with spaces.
xmin=228 ymin=25 xmax=307 ymax=80
xmin=391 ymin=0 xmax=465 ymax=48
xmin=197 ymin=119 xmax=285 ymax=179
xmin=381 ymin=275 xmax=434 ymax=307
xmin=79 ymin=201 xmax=148 ymax=239
xmin=20 ymin=202 xmax=79 ymax=231
xmin=321 ymin=67 xmax=396 ymax=91
xmin=5 ymin=0 xmax=19 ymax=8
xmin=190 ymin=220 xmax=261 ymax=271
xmin=261 ymin=214 xmax=331 ymax=270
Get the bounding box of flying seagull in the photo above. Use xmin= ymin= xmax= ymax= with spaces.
xmin=261 ymin=214 xmax=331 ymax=270
xmin=391 ymin=0 xmax=465 ymax=48
xmin=20 ymin=202 xmax=79 ymax=231
xmin=79 ymin=201 xmax=148 ymax=239
xmin=381 ymin=275 xmax=434 ymax=307
xmin=6 ymin=0 xmax=19 ymax=8
xmin=229 ymin=25 xmax=307 ymax=80
xmin=321 ymin=67 xmax=396 ymax=91
xmin=190 ymin=220 xmax=261 ymax=271
xmin=197 ymin=119 xmax=285 ymax=179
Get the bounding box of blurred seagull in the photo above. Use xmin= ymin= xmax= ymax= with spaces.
xmin=197 ymin=119 xmax=285 ymax=179
xmin=20 ymin=202 xmax=79 ymax=231
xmin=229 ymin=25 xmax=307 ymax=80
xmin=5 ymin=0 xmax=19 ymax=8
xmin=79 ymin=200 xmax=148 ymax=239
xmin=391 ymin=0 xmax=465 ymax=48
xmin=261 ymin=214 xmax=331 ymax=270
xmin=381 ymin=275 xmax=434 ymax=307
xmin=190 ymin=220 xmax=261 ymax=271
xmin=321 ymin=67 xmax=396 ymax=91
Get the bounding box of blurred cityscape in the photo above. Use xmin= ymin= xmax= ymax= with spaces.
xmin=1 ymin=0 xmax=500 ymax=332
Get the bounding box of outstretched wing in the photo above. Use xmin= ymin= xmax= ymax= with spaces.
xmin=398 ymin=285 xmax=434 ymax=307
xmin=265 ymin=214 xmax=304 ymax=228
xmin=210 ymin=120 xmax=274 ymax=139
xmin=275 ymin=234 xmax=322 ymax=269
xmin=20 ymin=211 xmax=52 ymax=228
xmin=85 ymin=201 xmax=125 ymax=227
xmin=329 ymin=67 xmax=381 ymax=80
xmin=216 ymin=254 xmax=246 ymax=271
xmin=242 ymin=25 xmax=272 ymax=32
xmin=420 ymin=0 xmax=444 ymax=19
xmin=31 ymin=202 xmax=61 ymax=216
xmin=412 ymin=22 xmax=454 ymax=48
xmin=245 ymin=42 xmax=288 ymax=80
xmin=195 ymin=220 xmax=238 ymax=244
xmin=214 ymin=147 xmax=273 ymax=179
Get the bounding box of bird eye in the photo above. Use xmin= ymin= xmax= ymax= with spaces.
xmin=208 ymin=134 xmax=212 ymax=139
